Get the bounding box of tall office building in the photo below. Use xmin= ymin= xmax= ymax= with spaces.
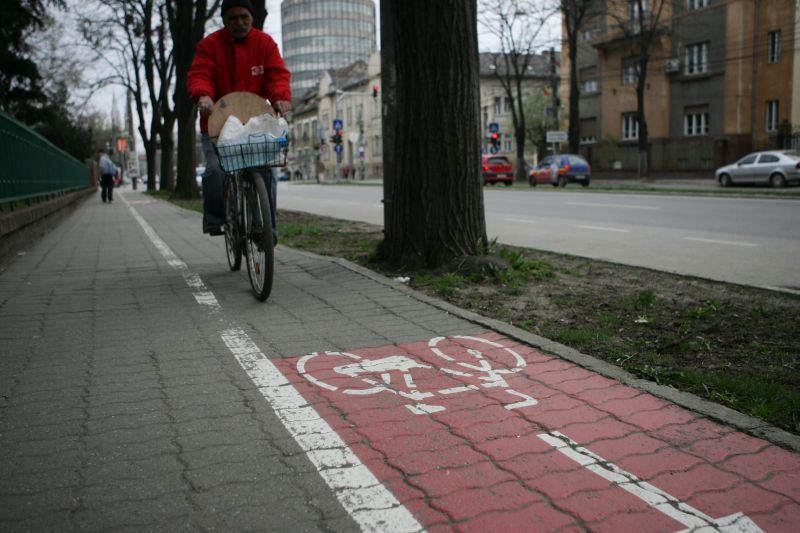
xmin=281 ymin=0 xmax=377 ymax=96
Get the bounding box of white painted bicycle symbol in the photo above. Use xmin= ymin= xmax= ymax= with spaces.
xmin=297 ymin=335 xmax=538 ymax=415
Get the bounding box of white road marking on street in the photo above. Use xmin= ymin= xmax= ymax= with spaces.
xmin=683 ymin=237 xmax=759 ymax=247
xmin=504 ymin=217 xmax=538 ymax=225
xmin=538 ymin=431 xmax=764 ymax=533
xmin=122 ymin=195 xmax=423 ymax=533
xmin=576 ymin=225 xmax=630 ymax=233
xmin=566 ymin=201 xmax=661 ymax=211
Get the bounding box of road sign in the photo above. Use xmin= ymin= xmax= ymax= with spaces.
xmin=489 ymin=122 xmax=499 ymax=133
xmin=546 ymin=131 xmax=567 ymax=143
xmin=334 ymin=144 xmax=343 ymax=153
xmin=333 ymin=118 xmax=343 ymax=130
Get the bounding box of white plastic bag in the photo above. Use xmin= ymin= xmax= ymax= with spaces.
xmin=218 ymin=113 xmax=288 ymax=144
xmin=217 ymin=113 xmax=289 ymax=170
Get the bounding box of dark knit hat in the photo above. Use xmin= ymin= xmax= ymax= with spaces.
xmin=221 ymin=0 xmax=255 ymax=16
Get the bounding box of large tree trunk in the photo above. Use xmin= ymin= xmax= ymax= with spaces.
xmin=379 ymin=0 xmax=487 ymax=269
xmin=159 ymin=123 xmax=175 ymax=191
xmin=169 ymin=0 xmax=208 ymax=199
xmin=252 ymin=0 xmax=267 ymax=30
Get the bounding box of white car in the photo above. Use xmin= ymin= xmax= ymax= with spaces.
xmin=715 ymin=150 xmax=800 ymax=188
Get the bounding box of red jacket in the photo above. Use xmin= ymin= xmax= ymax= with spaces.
xmin=187 ymin=28 xmax=292 ymax=133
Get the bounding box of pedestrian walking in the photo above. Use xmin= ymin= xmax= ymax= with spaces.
xmin=97 ymin=149 xmax=118 ymax=203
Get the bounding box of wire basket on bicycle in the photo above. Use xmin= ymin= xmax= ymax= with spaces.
xmin=216 ymin=133 xmax=288 ymax=173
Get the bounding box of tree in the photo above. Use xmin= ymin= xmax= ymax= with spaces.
xmin=478 ymin=0 xmax=555 ymax=182
xmin=606 ymin=0 xmax=672 ymax=178
xmin=560 ymin=0 xmax=599 ymax=154
xmin=380 ymin=0 xmax=487 ymax=268
xmin=165 ymin=0 xmax=222 ymax=200
xmin=2 ymin=2 xmax=98 ymax=161
xmin=0 ymin=0 xmax=65 ymax=113
xmin=523 ymin=90 xmax=549 ymax=161
xmin=77 ymin=0 xmax=174 ymax=191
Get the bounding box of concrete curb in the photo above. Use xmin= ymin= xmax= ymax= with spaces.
xmin=287 ymin=247 xmax=800 ymax=453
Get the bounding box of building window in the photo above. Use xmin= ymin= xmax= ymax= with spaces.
xmin=768 ymin=31 xmax=781 ymax=64
xmin=622 ymin=113 xmax=639 ymax=141
xmin=622 ymin=58 xmax=637 ymax=85
xmin=503 ymin=134 xmax=513 ymax=152
xmin=766 ymin=100 xmax=779 ymax=132
xmin=687 ymin=0 xmax=708 ymax=10
xmin=580 ymin=118 xmax=597 ymax=144
xmin=629 ymin=0 xmax=648 ymax=24
xmin=580 ymin=66 xmax=598 ymax=93
xmin=684 ymin=107 xmax=709 ymax=136
xmin=685 ymin=42 xmax=709 ymax=74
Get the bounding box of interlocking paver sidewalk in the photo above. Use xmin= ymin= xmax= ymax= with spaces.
xmin=1 ymin=188 xmax=798 ymax=532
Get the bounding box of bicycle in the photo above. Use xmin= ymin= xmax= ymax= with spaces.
xmin=213 ymin=115 xmax=288 ymax=301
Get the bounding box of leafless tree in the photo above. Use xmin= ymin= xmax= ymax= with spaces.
xmin=380 ymin=0 xmax=487 ymax=268
xmin=478 ymin=0 xmax=555 ymax=182
xmin=77 ymin=0 xmax=173 ymax=191
xmin=606 ymin=0 xmax=672 ymax=178
xmin=560 ymin=0 xmax=600 ymax=154
xmin=164 ymin=0 xmax=223 ymax=200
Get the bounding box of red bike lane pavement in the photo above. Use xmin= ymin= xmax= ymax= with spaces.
xmin=273 ymin=331 xmax=800 ymax=532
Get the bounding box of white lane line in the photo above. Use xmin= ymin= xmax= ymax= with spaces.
xmin=565 ymin=201 xmax=661 ymax=211
xmin=122 ymin=195 xmax=422 ymax=533
xmin=683 ymin=237 xmax=759 ymax=248
xmin=538 ymin=431 xmax=764 ymax=533
xmin=576 ymin=225 xmax=630 ymax=233
xmin=504 ymin=217 xmax=538 ymax=225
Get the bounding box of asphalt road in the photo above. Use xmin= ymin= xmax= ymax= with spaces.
xmin=278 ymin=183 xmax=800 ymax=293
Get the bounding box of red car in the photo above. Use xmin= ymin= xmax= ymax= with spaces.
xmin=482 ymin=155 xmax=514 ymax=186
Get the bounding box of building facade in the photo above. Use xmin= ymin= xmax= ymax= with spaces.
xmin=287 ymin=52 xmax=552 ymax=181
xmin=563 ymin=0 xmax=799 ymax=172
xmin=478 ymin=53 xmax=553 ymax=166
xmin=288 ymin=52 xmax=382 ymax=181
xmin=281 ymin=0 xmax=377 ymax=96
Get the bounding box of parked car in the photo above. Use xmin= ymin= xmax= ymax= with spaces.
xmin=482 ymin=154 xmax=514 ymax=186
xmin=715 ymin=150 xmax=800 ymax=188
xmin=529 ymin=154 xmax=591 ymax=187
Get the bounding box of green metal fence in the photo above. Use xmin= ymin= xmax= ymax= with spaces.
xmin=0 ymin=111 xmax=90 ymax=205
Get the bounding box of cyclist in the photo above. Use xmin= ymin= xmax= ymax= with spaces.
xmin=187 ymin=0 xmax=291 ymax=237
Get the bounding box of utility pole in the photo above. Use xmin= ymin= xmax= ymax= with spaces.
xmin=550 ymin=47 xmax=560 ymax=154
xmin=749 ymin=0 xmax=761 ymax=151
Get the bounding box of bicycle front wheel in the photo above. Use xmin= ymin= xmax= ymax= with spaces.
xmin=243 ymin=174 xmax=274 ymax=301
xmin=223 ymin=173 xmax=242 ymax=271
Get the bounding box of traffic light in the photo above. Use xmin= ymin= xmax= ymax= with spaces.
xmin=372 ymin=85 xmax=379 ymax=98
xmin=330 ymin=130 xmax=343 ymax=145
xmin=490 ymin=132 xmax=500 ymax=149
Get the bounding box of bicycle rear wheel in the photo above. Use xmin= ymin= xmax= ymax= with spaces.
xmin=243 ymin=174 xmax=274 ymax=301
xmin=223 ymin=174 xmax=242 ymax=271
